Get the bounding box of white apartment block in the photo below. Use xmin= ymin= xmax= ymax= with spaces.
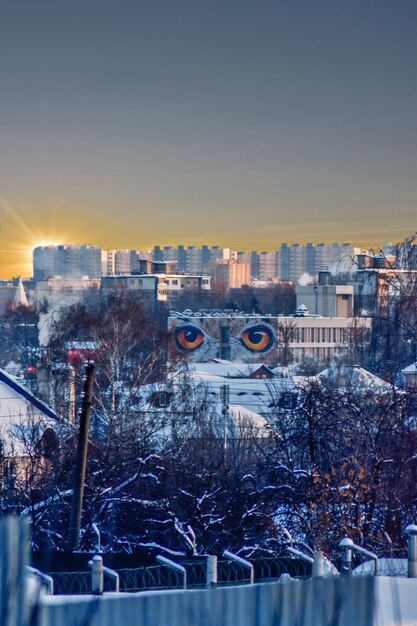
xmin=258 ymin=251 xmax=277 ymax=281
xmin=104 ymin=249 xmax=138 ymax=275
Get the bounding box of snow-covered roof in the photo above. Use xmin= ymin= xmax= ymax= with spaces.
xmin=140 ymin=362 xmax=298 ymax=437
xmin=353 ymin=558 xmax=407 ymax=577
xmin=229 ymin=405 xmax=272 ymax=438
xmin=189 ymin=362 xmax=260 ymax=378
xmin=317 ymin=365 xmax=396 ymax=394
xmin=402 ymin=362 xmax=417 ymax=374
xmin=190 ymin=375 xmax=294 ymax=415
xmin=0 ymin=368 xmax=59 ymax=455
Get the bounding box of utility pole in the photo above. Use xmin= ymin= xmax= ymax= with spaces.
xmin=68 ymin=364 xmax=76 ymax=424
xmin=220 ymin=384 xmax=230 ymax=455
xmin=67 ymin=363 xmax=95 ymax=551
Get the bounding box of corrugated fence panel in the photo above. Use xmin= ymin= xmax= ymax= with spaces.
xmin=39 ymin=577 xmax=376 ymax=626
xmin=0 ymin=516 xmax=30 ymax=626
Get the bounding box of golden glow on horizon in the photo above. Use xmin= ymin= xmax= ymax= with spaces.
xmin=0 ymin=196 xmax=80 ymax=278
xmin=0 ymin=195 xmax=415 ymax=279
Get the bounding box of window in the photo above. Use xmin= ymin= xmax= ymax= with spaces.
xmin=284 ymin=393 xmax=293 ymax=409
xmin=172 ymin=279 xmax=178 ymax=285
xmin=158 ymin=392 xmax=168 ymax=407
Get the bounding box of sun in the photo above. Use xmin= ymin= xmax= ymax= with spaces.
xmin=32 ymin=239 xmax=62 ymax=249
xmin=0 ymin=195 xmax=82 ymax=277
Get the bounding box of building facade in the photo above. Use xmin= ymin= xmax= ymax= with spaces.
xmin=33 ymin=245 xmax=102 ymax=280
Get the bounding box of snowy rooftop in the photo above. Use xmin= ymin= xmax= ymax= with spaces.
xmin=402 ymin=362 xmax=417 ymax=374
xmin=189 ymin=361 xmax=260 ymax=378
xmin=317 ymin=365 xmax=396 ymax=393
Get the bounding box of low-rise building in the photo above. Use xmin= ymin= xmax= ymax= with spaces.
xmin=33 ymin=277 xmax=100 ymax=303
xmin=168 ymin=309 xmax=371 ymax=366
xmin=101 ymin=274 xmax=211 ymax=304
xmin=296 ymin=284 xmax=354 ymax=317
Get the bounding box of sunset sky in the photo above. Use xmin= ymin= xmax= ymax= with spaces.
xmin=0 ymin=0 xmax=416 ymax=278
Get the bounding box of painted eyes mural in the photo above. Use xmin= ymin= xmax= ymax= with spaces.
xmin=173 ymin=320 xmax=277 ymax=362
xmin=240 ymin=325 xmax=275 ymax=352
xmin=175 ymin=325 xmax=206 ymax=351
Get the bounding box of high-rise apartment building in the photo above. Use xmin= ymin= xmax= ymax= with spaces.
xmin=289 ymin=244 xmax=306 ymax=282
xmin=277 ymin=242 xmax=355 ymax=282
xmin=210 ymin=259 xmax=251 ymax=293
xmin=258 ymin=251 xmax=277 ymax=281
xmin=105 ymin=249 xmax=139 ymax=275
xmin=33 ymin=245 xmax=101 ymax=280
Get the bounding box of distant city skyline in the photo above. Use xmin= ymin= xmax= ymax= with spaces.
xmin=1 ymin=1 xmax=415 ymax=278
xmin=1 ymin=229 xmax=413 ymax=280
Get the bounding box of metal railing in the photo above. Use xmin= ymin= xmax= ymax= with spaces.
xmin=223 ymin=551 xmax=254 ymax=584
xmin=118 ymin=563 xmax=186 ymax=592
xmin=26 ymin=566 xmax=54 ymax=595
xmin=48 ymin=555 xmax=312 ymax=595
xmin=339 ymin=538 xmax=378 ymax=576
xmin=47 ymin=571 xmax=91 ymax=595
xmin=253 ymin=556 xmax=312 ymax=581
xmin=156 ymin=555 xmax=187 ymax=589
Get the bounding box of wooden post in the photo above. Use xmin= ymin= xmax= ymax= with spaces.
xmin=67 ymin=363 xmax=95 ymax=551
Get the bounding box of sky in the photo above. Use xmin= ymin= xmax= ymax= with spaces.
xmin=0 ymin=0 xmax=416 ymax=278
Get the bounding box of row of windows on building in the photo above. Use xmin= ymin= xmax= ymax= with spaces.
xmin=288 ymin=327 xmax=355 ymax=344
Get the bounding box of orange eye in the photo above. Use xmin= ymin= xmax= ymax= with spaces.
xmin=241 ymin=325 xmax=274 ymax=352
xmin=175 ymin=325 xmax=205 ymax=351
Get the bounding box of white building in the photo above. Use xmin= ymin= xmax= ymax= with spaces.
xmin=0 ymin=368 xmax=59 ymax=459
xmin=104 ymin=249 xmax=138 ymax=275
xmin=168 ymin=310 xmax=371 ymax=366
xmin=258 ymin=251 xmax=277 ymax=281
xmin=33 ymin=245 xmax=101 ymax=280
xmin=296 ymin=285 xmax=354 ymax=317
xmin=101 ymin=274 xmax=211 ymax=303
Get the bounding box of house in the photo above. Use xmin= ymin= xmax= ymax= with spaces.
xmin=402 ymin=362 xmax=417 ymax=391
xmin=134 ymin=359 xmax=301 ymax=445
xmin=0 ymin=368 xmax=61 ymax=470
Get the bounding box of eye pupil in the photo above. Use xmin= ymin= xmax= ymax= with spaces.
xmin=175 ymin=325 xmax=205 ymax=351
xmin=248 ymin=329 xmax=263 ymax=344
